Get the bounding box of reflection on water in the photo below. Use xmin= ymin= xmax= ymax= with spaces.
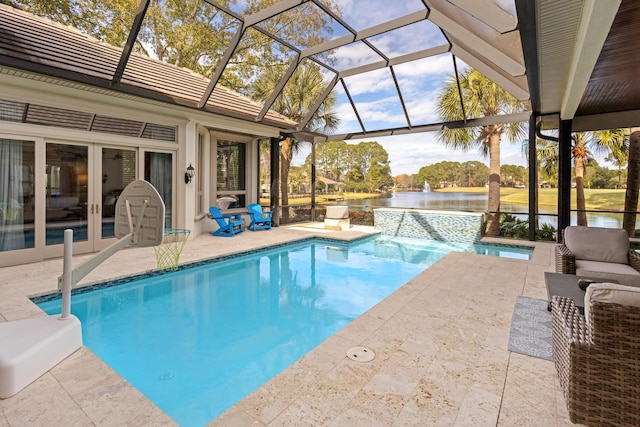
xmin=341 ymin=191 xmax=633 ymax=229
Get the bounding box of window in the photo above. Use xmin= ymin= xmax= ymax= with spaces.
xmin=216 ymin=140 xmax=246 ymax=209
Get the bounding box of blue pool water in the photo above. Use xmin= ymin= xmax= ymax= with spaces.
xmin=35 ymin=236 xmax=532 ymax=426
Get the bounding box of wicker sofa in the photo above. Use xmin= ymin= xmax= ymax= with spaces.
xmin=555 ymin=226 xmax=640 ymax=287
xmin=551 ymin=283 xmax=640 ymax=426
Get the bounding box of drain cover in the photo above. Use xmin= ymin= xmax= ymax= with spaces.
xmin=346 ymin=346 xmax=375 ymax=362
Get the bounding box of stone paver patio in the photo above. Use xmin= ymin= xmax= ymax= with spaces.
xmin=0 ymin=224 xmax=577 ymax=426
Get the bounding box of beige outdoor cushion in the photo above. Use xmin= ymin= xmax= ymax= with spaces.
xmin=326 ymin=205 xmax=349 ymax=219
xmin=584 ymin=282 xmax=640 ymax=325
xmin=575 ymin=260 xmax=640 ymax=287
xmin=564 ymin=226 xmax=629 ymax=264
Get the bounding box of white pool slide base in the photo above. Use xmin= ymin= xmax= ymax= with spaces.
xmin=0 ymin=313 xmax=82 ymax=398
xmin=0 ymin=180 xmax=165 ymax=399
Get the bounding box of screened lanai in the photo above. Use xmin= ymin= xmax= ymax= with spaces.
xmin=0 ymin=0 xmax=531 ymax=136
xmin=1 ymin=0 xmax=640 ymax=246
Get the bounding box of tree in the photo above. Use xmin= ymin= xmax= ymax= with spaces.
xmin=587 ymin=127 xmax=640 ymax=236
xmin=522 ymin=137 xmax=559 ymax=187
xmin=571 ymin=132 xmax=590 ymax=225
xmin=416 ymin=161 xmax=463 ymax=188
xmin=571 ymin=129 xmax=626 ymax=226
xmin=367 ymin=144 xmax=389 ymax=191
xmin=353 ymin=142 xmax=393 ymax=192
xmin=460 ymin=161 xmax=489 ymax=187
xmin=394 ymin=174 xmax=415 ymax=189
xmin=605 ymin=150 xmax=628 ymax=188
xmin=500 ymin=164 xmax=527 ymax=187
xmin=590 ymin=166 xmax=617 ymax=189
xmin=287 ymin=166 xmax=308 ymax=194
xmin=4 ymin=0 xmax=340 ymax=93
xmin=251 ymin=62 xmax=339 ymax=222
xmin=436 ymin=68 xmax=527 ymax=236
xmin=307 ymin=141 xmax=394 ymax=192
xmin=521 ymin=136 xmax=559 ymax=231
xmin=312 ymin=140 xmax=348 ymax=181
xmin=597 ymin=128 xmax=628 ymax=189
xmin=623 ymin=128 xmax=640 ymax=236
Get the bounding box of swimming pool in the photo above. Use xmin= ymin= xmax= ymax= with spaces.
xmin=34 ymin=236 xmax=532 ymax=426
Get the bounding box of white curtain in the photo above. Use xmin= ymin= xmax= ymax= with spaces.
xmin=149 ymin=152 xmax=172 ymax=228
xmin=0 ymin=140 xmax=25 ymax=251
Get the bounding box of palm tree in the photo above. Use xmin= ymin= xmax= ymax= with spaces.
xmin=623 ymin=127 xmax=640 ymax=236
xmin=571 ymin=132 xmax=590 ymax=225
xmin=537 ymin=139 xmax=560 ymax=184
xmin=591 ymin=127 xmax=640 ymax=236
xmin=522 ymin=137 xmax=559 ymax=230
xmin=436 ymin=68 xmax=527 ymax=236
xmin=572 ymin=129 xmax=626 ymax=226
xmin=251 ymin=62 xmax=339 ymax=222
xmin=605 ymin=149 xmax=628 ymax=189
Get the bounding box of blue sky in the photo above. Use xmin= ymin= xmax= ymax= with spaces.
xmin=289 ymin=0 xmax=529 ymax=175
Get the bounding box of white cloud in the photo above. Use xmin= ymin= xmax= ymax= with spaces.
xmin=354 ymin=96 xmax=406 ymax=122
xmin=335 ymin=0 xmax=426 ymax=30
xmin=393 ymin=54 xmax=452 ymax=79
xmin=324 ymin=30 xmax=456 ymax=132
xmin=331 ymin=42 xmax=382 ymax=71
xmin=343 ymin=68 xmax=394 ymax=96
xmin=367 ymin=21 xmax=447 ymax=58
xmin=404 ymin=95 xmax=440 ymax=124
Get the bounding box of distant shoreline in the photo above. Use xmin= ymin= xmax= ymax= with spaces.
xmin=275 ymin=187 xmax=627 ymax=212
xmin=393 ymin=187 xmax=627 ymax=211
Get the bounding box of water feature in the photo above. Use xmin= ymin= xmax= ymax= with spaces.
xmin=339 ymin=191 xmax=633 ymax=229
xmin=423 ymin=181 xmax=431 ymax=192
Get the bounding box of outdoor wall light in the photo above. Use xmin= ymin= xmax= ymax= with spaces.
xmin=185 ymin=163 xmax=195 ymax=184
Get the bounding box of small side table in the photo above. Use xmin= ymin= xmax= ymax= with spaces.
xmin=544 ymin=272 xmax=618 ymax=314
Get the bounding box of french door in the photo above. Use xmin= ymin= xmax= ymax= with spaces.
xmin=0 ymin=140 xmax=174 ymax=265
xmin=42 ymin=142 xmax=92 ymax=257
xmin=92 ymin=146 xmax=137 ymax=250
xmin=41 ymin=143 xmax=138 ymax=255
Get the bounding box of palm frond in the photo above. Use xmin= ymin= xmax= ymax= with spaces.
xmin=436 ymin=67 xmax=528 ymax=154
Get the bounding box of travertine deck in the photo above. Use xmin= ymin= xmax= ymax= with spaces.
xmin=0 ymin=224 xmax=577 ymax=426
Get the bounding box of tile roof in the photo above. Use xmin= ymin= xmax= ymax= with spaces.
xmin=0 ymin=5 xmax=296 ymax=129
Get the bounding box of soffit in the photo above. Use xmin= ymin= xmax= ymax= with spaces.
xmin=536 ymin=0 xmax=584 ymax=118
xmin=574 ymin=0 xmax=640 ymax=126
xmin=531 ymin=0 xmax=640 ymax=131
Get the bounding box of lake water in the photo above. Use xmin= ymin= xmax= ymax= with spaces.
xmin=340 ymin=191 xmax=629 ymax=229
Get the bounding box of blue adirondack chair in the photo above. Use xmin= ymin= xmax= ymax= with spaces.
xmin=209 ymin=206 xmax=244 ymax=237
xmin=247 ymin=203 xmax=272 ymax=231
